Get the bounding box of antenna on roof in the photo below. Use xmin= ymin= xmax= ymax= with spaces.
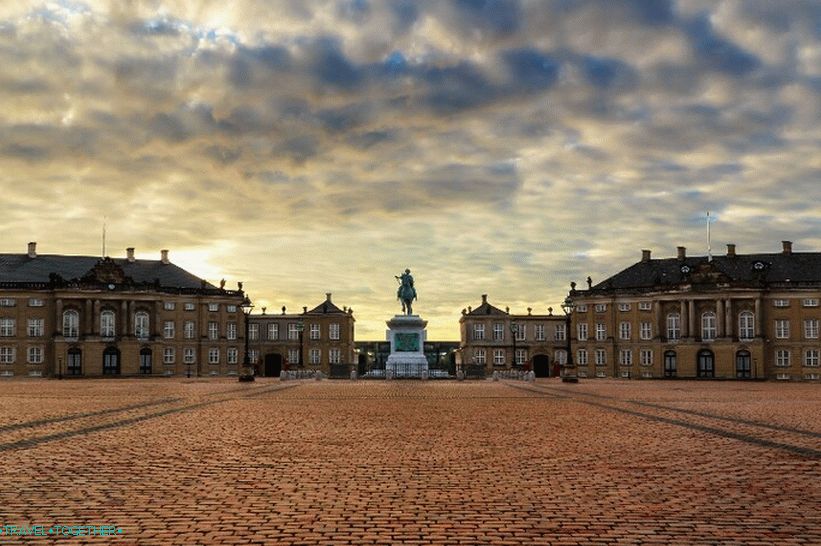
xmin=706 ymin=211 xmax=715 ymax=262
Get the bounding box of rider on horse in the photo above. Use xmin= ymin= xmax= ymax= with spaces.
xmin=395 ymin=268 xmax=417 ymax=315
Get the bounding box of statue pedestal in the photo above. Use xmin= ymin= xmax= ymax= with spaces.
xmin=385 ymin=315 xmax=428 ymax=378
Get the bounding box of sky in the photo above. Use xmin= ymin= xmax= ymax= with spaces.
xmin=1 ymin=0 xmax=820 ymax=340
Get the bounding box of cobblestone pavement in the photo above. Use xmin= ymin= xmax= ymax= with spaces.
xmin=0 ymin=378 xmax=819 ymax=545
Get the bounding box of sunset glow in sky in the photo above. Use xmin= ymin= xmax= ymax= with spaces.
xmin=2 ymin=1 xmax=820 ymax=339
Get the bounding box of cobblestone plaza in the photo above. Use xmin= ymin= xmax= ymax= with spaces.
xmin=1 ymin=379 xmax=819 ymax=545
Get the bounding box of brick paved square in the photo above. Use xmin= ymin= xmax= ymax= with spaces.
xmin=0 ymin=378 xmax=818 ymax=545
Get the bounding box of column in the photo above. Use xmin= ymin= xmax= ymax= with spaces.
xmin=85 ymin=300 xmax=93 ymax=335
xmin=754 ymin=298 xmax=763 ymax=338
xmin=725 ymin=299 xmax=733 ymax=339
xmin=121 ymin=301 xmax=128 ymax=336
xmin=680 ymin=300 xmax=688 ymax=338
xmin=93 ymin=300 xmax=101 ymax=335
xmin=55 ymin=299 xmax=63 ymax=336
xmin=128 ymin=301 xmax=135 ymax=336
xmin=653 ymin=301 xmax=662 ymax=339
xmin=688 ymin=300 xmax=696 ymax=339
xmin=154 ymin=301 xmax=162 ymax=338
xmin=717 ymin=299 xmax=725 ymax=338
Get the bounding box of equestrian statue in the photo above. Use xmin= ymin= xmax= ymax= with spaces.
xmin=395 ymin=268 xmax=417 ymax=315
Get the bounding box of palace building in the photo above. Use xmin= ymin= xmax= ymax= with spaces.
xmin=459 ymin=295 xmax=568 ymax=377
xmin=247 ymin=293 xmax=355 ymax=377
xmin=0 ymin=242 xmax=245 ymax=377
xmin=569 ymin=241 xmax=820 ymax=381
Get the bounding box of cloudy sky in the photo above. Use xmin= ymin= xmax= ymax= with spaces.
xmin=1 ymin=1 xmax=819 ymax=339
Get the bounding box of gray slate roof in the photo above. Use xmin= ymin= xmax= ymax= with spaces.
xmin=591 ymin=252 xmax=821 ymax=292
xmin=0 ymin=254 xmax=212 ymax=289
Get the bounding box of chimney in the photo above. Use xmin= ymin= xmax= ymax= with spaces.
xmin=27 ymin=242 xmax=37 ymax=258
xmin=160 ymin=249 xmax=169 ymax=264
xmin=782 ymin=240 xmax=792 ymax=255
xmin=481 ymin=294 xmax=488 ymax=304
xmin=677 ymin=246 xmax=686 ymax=260
xmin=726 ymin=243 xmax=736 ymax=257
xmin=302 ymin=306 xmax=307 ymax=314
xmin=326 ymin=292 xmax=332 ymax=302
xmin=126 ymin=247 xmax=135 ymax=263
xmin=641 ymin=249 xmax=651 ymax=262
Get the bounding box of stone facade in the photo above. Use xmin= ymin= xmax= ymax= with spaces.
xmin=458 ymin=294 xmax=568 ymax=377
xmin=247 ymin=293 xmax=355 ymax=376
xmin=0 ymin=243 xmax=245 ymax=377
xmin=570 ymin=241 xmax=821 ymax=381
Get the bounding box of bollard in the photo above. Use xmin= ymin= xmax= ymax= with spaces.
xmin=457 ymin=370 xmax=465 ymax=381
xmin=280 ymin=370 xmax=287 ymax=381
xmin=350 ymin=369 xmax=357 ymax=381
xmin=492 ymin=370 xmax=499 ymax=381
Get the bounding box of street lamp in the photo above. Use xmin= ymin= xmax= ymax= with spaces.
xmin=296 ymin=321 xmax=305 ymax=367
xmin=510 ymin=322 xmax=519 ymax=368
xmin=239 ymin=295 xmax=255 ymax=382
xmin=561 ymin=295 xmax=579 ymax=383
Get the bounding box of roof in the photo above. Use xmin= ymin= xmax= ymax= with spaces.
xmin=305 ymin=294 xmax=347 ymax=315
xmin=588 ymin=252 xmax=821 ymax=293
xmin=465 ymin=296 xmax=508 ymax=316
xmin=0 ymin=253 xmax=213 ymax=289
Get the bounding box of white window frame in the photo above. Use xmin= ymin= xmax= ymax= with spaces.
xmin=208 ymin=303 xmax=219 ymax=312
xmin=184 ymin=302 xmax=196 ymax=311
xmin=515 ymin=324 xmax=526 ymax=341
xmin=248 ymin=323 xmax=258 ymax=340
xmin=475 ymin=348 xmax=486 ymax=365
xmin=163 ymin=301 xmax=175 ymax=311
xmin=473 ymin=324 xmax=485 ymax=341
xmin=184 ymin=321 xmax=195 ymax=339
xmin=804 ymin=319 xmax=819 ymax=339
xmin=329 ymin=323 xmax=340 ymax=341
xmin=268 ymin=323 xmax=279 ymax=340
xmin=28 ymin=298 xmax=44 ymax=307
xmin=640 ymin=322 xmax=653 ymax=340
xmin=619 ymin=321 xmax=631 ymax=340
xmin=576 ymin=304 xmax=587 ymax=312
xmin=804 ymin=349 xmax=819 ymax=367
xmin=329 ymin=348 xmax=341 ymax=365
xmin=594 ymin=304 xmax=607 ymax=313
xmin=620 ymin=349 xmax=632 ymax=366
xmin=183 ymin=348 xmax=196 ymax=364
xmin=134 ymin=311 xmax=150 ymax=339
xmin=163 ymin=320 xmax=175 ymax=339
xmin=700 ymin=313 xmax=716 ymax=341
xmin=554 ymin=350 xmax=567 ymax=365
xmin=594 ymin=349 xmax=606 ymax=366
xmin=62 ymin=311 xmax=78 ymax=338
xmin=493 ymin=323 xmax=504 ymax=341
xmin=638 ymin=302 xmax=652 ymax=311
xmin=535 ymin=324 xmax=545 ymax=341
xmin=227 ymin=348 xmax=238 ymax=364
xmin=208 ymin=321 xmax=220 ymax=340
xmin=515 ymin=348 xmax=527 ymax=366
xmin=27 ymin=346 xmax=43 ymax=364
xmin=554 ymin=323 xmax=566 ymax=341
xmin=0 ymin=346 xmax=15 ymax=363
xmin=595 ymin=323 xmax=607 ymax=341
xmin=227 ymin=305 xmax=237 ymax=313
xmin=227 ymin=321 xmax=237 ymax=340
xmin=618 ymin=303 xmax=631 ymax=312
xmin=576 ymin=349 xmax=588 ymax=366
xmin=493 ymin=349 xmax=505 ymax=366
xmin=27 ymin=318 xmax=44 ymax=337
xmin=0 ymin=298 xmax=16 ymax=307
xmin=775 ymin=319 xmax=790 ymax=339
xmin=773 ymin=299 xmax=790 ymax=308
xmin=667 ymin=313 xmax=680 ymax=340
xmin=288 ymin=323 xmax=300 ymax=340
xmin=577 ymin=323 xmax=588 ymax=341
xmin=163 ymin=347 xmax=175 ymax=364
xmin=100 ymin=310 xmax=116 ymax=338
xmin=640 ymin=349 xmax=653 ymax=367
xmin=738 ymin=311 xmax=755 ymax=340
xmin=309 ymin=323 xmax=321 ymax=341
xmin=309 ymin=348 xmax=321 ymax=365
xmin=208 ymin=348 xmax=220 ymax=365
xmin=288 ymin=348 xmax=300 ymax=364
xmin=776 ymin=349 xmax=791 ymax=367
xmin=801 ymin=298 xmax=819 ymax=307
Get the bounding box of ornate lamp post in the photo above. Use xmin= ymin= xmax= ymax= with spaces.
xmin=561 ymin=296 xmax=579 ymax=383
xmin=239 ymin=295 xmax=255 ymax=382
xmin=510 ymin=322 xmax=519 ymax=368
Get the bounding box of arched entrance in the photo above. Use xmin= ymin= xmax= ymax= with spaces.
xmin=533 ymin=354 xmax=550 ymax=378
xmin=735 ymin=350 xmax=752 ymax=379
xmin=264 ymin=353 xmax=283 ymax=377
xmin=663 ymin=350 xmax=677 ymax=378
xmin=67 ymin=348 xmax=82 ymax=376
xmin=697 ymin=349 xmax=715 ymax=378
xmin=103 ymin=347 xmax=120 ymax=375
xmin=139 ymin=348 xmax=152 ymax=375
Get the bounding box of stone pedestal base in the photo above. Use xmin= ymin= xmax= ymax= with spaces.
xmin=385 ymin=314 xmax=428 ymax=379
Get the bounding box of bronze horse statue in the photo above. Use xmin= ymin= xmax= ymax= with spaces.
xmin=395 ymin=269 xmax=417 ymax=315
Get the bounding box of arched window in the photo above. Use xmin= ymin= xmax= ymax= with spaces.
xmin=67 ymin=348 xmax=82 ymax=375
xmin=666 ymin=312 xmax=681 ymax=340
xmin=663 ymin=351 xmax=677 ymax=378
xmin=62 ymin=310 xmax=79 ymax=338
xmin=738 ymin=311 xmax=755 ymax=340
xmin=134 ymin=311 xmax=149 ymax=339
xmin=736 ymin=350 xmax=752 ymax=379
xmin=701 ymin=311 xmax=717 ymax=341
xmin=103 ymin=347 xmax=120 ymax=375
xmin=100 ymin=310 xmax=116 ymax=338
xmin=697 ymin=349 xmax=715 ymax=378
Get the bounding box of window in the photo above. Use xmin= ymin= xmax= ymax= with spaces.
xmin=28 ymin=298 xmax=44 ymax=307
xmin=248 ymin=350 xmax=258 ymax=363
xmin=493 ymin=349 xmax=505 ymax=365
xmin=697 ymin=349 xmax=715 ymax=377
xmin=595 ymin=349 xmax=606 ymax=366
xmin=577 ymin=349 xmax=588 ymax=365
xmin=775 ymin=319 xmax=790 ymax=339
xmin=577 ymin=323 xmax=588 ymax=341
xmin=208 ymin=303 xmax=219 ymax=312
xmin=475 ymin=349 xmax=486 ymax=365
xmin=67 ymin=348 xmax=81 ymax=375
xmin=0 ymin=298 xmax=15 ymax=307
xmin=330 ymin=323 xmax=340 ymax=340
xmin=473 ymin=324 xmax=485 ymax=341
xmin=620 ymin=349 xmax=632 ymax=366
xmin=802 ymin=298 xmax=819 ymax=307
xmin=776 ymin=349 xmax=791 ymax=367
xmin=226 ymin=321 xmax=237 ymax=340
xmin=268 ymin=323 xmax=279 ymax=340
xmin=329 ymin=348 xmax=341 ymax=364
xmin=134 ymin=311 xmax=149 ymax=339
xmin=736 ymin=351 xmax=751 ymax=379
xmin=667 ymin=313 xmax=680 ymax=340
xmin=208 ymin=348 xmax=220 ymax=364
xmin=738 ymin=311 xmax=755 ymax=340
xmin=594 ymin=304 xmax=606 ymax=313
xmin=493 ymin=323 xmax=504 ymax=341
xmin=515 ymin=324 xmax=526 ymax=341
xmin=27 ymin=319 xmax=44 ymax=337
xmin=163 ymin=302 xmax=175 ymax=311
xmin=226 ymin=305 xmax=237 ymax=313
xmin=139 ymin=349 xmax=152 ymax=375
xmin=163 ymin=347 xmax=175 ymax=364
xmin=227 ymin=348 xmax=238 ymax=364
xmin=103 ymin=347 xmax=120 ymax=375
xmin=535 ymin=324 xmax=545 ymax=341
xmin=515 ymin=349 xmax=527 ymax=366
xmin=288 ymin=348 xmax=300 ymax=365
xmin=595 ymin=323 xmax=607 ymax=341
xmin=208 ymin=321 xmax=219 ymax=340
xmin=805 ymin=349 xmax=820 ymax=367
xmin=27 ymin=346 xmax=43 ymax=364
xmin=554 ymin=350 xmax=567 ymax=365
xmin=288 ymin=323 xmax=300 ymax=340
xmin=0 ymin=318 xmax=16 ymax=337
xmin=184 ymin=321 xmax=195 ymax=339
xmin=776 ymin=373 xmax=790 ymax=380
xmin=0 ymin=346 xmax=14 ymax=363
xmin=101 ymin=310 xmax=116 ymax=338
xmin=804 ymin=319 xmax=819 ymax=339
xmin=163 ymin=320 xmax=175 ymax=339
xmin=62 ymin=311 xmax=78 ymax=338
xmin=248 ymin=323 xmax=258 ymax=340
xmin=183 ymin=348 xmax=196 ymax=364
xmin=640 ymin=349 xmax=653 ymax=367
xmin=640 ymin=322 xmax=652 ymax=340
xmin=309 ymin=323 xmax=320 ymax=340
xmin=619 ymin=322 xmax=631 ymax=340
xmin=638 ymin=302 xmax=652 ymax=311
xmin=618 ymin=303 xmax=631 ymax=312
xmin=664 ymin=351 xmax=677 ymax=377
xmin=576 ymin=304 xmax=587 ymax=312
xmin=184 ymin=302 xmax=195 ymax=311
xmin=773 ymin=299 xmax=790 ymax=308
xmin=309 ymin=348 xmax=321 ymax=365
xmin=701 ymin=312 xmax=716 ymax=341
xmin=554 ymin=323 xmax=565 ymax=341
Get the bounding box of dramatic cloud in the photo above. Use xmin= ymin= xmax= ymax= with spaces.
xmin=0 ymin=0 xmax=819 ymax=339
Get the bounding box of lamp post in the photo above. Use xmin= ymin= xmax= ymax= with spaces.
xmin=58 ymin=356 xmax=63 ymax=380
xmin=561 ymin=296 xmax=579 ymax=383
xmin=510 ymin=322 xmax=519 ymax=368
xmin=239 ymin=295 xmax=255 ymax=382
xmin=296 ymin=321 xmax=304 ymax=367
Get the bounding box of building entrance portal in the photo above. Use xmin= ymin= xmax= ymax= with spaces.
xmin=533 ymin=354 xmax=550 ymax=377
xmin=264 ymin=353 xmax=283 ymax=377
